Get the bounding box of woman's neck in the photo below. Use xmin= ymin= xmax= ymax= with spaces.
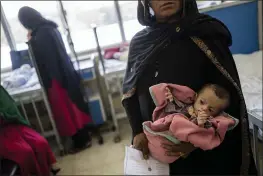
xmin=156 ymin=14 xmax=182 ymax=24
xmin=156 ymin=17 xmax=177 ymax=23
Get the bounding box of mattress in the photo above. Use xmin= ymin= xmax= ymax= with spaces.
xmin=99 ymin=59 xmax=127 ymax=76
xmin=1 ymin=66 xmax=41 ymax=102
xmin=233 ymin=50 xmax=262 ymax=137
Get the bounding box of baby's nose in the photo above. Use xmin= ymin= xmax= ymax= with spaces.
xmin=201 ymin=106 xmax=208 ymax=111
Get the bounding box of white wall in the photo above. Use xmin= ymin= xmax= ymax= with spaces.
xmin=259 ymin=1 xmax=262 ymax=49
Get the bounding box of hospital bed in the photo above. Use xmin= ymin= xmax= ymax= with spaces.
xmin=1 ymin=56 xmax=107 ymax=154
xmin=1 ymin=46 xmax=65 ymax=155
xmin=233 ymin=50 xmax=262 ymax=136
xmin=96 ymin=58 xmax=127 ymax=142
xmin=233 ymin=50 xmax=263 ymax=174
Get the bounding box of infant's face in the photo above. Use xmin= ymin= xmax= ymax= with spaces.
xmin=193 ymin=88 xmax=228 ymax=117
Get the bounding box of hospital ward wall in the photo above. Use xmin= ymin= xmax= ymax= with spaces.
xmin=202 ymin=1 xmax=259 ymax=54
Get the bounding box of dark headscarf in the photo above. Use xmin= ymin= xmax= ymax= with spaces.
xmin=122 ymin=0 xmax=232 ymax=96
xmin=18 ymin=6 xmax=57 ymax=30
xmin=138 ymin=0 xmax=199 ymax=26
xmin=0 ymin=85 xmax=29 ymax=126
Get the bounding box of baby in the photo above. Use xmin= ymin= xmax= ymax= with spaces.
xmin=143 ymin=83 xmax=238 ymax=164
xmin=165 ymin=84 xmax=230 ymax=128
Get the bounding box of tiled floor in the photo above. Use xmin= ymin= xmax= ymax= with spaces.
xmin=56 ymin=120 xmax=131 ymax=175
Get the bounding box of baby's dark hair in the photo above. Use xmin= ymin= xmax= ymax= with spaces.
xmin=199 ymin=84 xmax=230 ymax=107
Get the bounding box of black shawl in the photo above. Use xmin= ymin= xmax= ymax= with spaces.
xmin=122 ymin=0 xmax=255 ymax=175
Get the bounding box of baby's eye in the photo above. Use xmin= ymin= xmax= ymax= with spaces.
xmin=200 ymin=100 xmax=204 ymax=105
xmin=209 ymin=108 xmax=213 ymax=113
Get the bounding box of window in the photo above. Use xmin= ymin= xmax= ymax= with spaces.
xmin=62 ymin=1 xmax=122 ymax=53
xmin=1 ymin=1 xmax=70 ymax=69
xmin=221 ymin=1 xmax=236 ymax=4
xmin=119 ymin=1 xmax=145 ymax=41
xmin=1 ymin=25 xmax=11 ymax=70
xmin=119 ymin=1 xmax=224 ymax=41
xmin=1 ymin=1 xmax=65 ymax=51
xmin=197 ymin=1 xmax=222 ymax=9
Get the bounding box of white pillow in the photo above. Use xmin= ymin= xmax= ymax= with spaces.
xmin=233 ymin=50 xmax=262 ymax=79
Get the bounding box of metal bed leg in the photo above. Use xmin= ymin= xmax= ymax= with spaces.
xmin=107 ymin=88 xmax=121 ymax=143
xmin=252 ymin=125 xmax=261 ymax=175
xmin=116 ymin=75 xmax=123 ymax=97
xmin=42 ymin=90 xmax=64 ymax=155
xmin=105 ymin=76 xmax=121 ymax=143
xmin=116 ymin=74 xmax=125 ymax=138
xmin=31 ymin=98 xmax=45 ymax=134
xmin=19 ymin=100 xmax=31 ymax=125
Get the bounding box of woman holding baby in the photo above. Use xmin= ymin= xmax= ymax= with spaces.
xmin=122 ymin=0 xmax=257 ymax=175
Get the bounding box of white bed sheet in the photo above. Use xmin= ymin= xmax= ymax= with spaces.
xmin=7 ymin=84 xmax=41 ymax=96
xmin=1 ymin=67 xmax=41 ymax=101
xmin=233 ymin=50 xmax=262 ymax=136
xmin=99 ymin=59 xmax=127 ymax=76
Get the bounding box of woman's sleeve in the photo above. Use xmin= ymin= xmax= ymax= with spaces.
xmin=122 ymin=93 xmax=144 ymax=137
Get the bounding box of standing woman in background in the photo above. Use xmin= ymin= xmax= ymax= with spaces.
xmin=122 ymin=0 xmax=257 ymax=175
xmin=18 ymin=6 xmax=99 ymax=153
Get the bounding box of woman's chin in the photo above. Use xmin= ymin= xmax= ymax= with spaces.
xmin=159 ymin=10 xmax=179 ymax=21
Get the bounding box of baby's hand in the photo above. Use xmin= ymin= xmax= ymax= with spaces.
xmin=197 ymin=116 xmax=207 ymax=127
xmin=197 ymin=111 xmax=210 ymax=126
xmin=165 ymin=87 xmax=174 ymax=102
xmin=198 ymin=111 xmax=210 ymax=118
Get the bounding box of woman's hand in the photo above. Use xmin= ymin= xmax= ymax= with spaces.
xmin=133 ymin=133 xmax=149 ymax=159
xmin=162 ymin=142 xmax=195 ymax=158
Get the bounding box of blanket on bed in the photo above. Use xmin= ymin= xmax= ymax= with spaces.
xmin=143 ymin=83 xmax=239 ymax=164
